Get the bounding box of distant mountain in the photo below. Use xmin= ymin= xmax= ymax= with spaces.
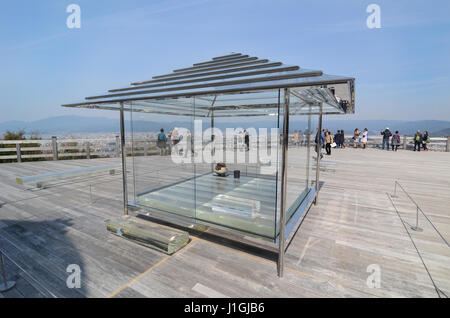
xmin=430 ymin=128 xmax=450 ymax=137
xmin=1 ymin=116 xmax=449 ymax=137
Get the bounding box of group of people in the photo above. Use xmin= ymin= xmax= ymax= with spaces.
xmin=413 ymin=130 xmax=431 ymax=151
xmin=157 ymin=128 xmax=189 ymax=155
xmin=356 ymin=127 xmax=431 ymax=151
xmin=379 ymin=127 xmax=430 ymax=151
xmin=312 ymin=126 xmax=432 ymax=157
xmin=314 ymin=127 xmax=341 ymax=157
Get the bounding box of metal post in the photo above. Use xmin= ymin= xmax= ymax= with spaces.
xmin=120 ymin=103 xmax=128 ymax=215
xmin=403 ymin=135 xmax=407 ymax=150
xmin=86 ymin=142 xmax=91 ymax=160
xmin=210 ymin=96 xmax=217 ymax=172
xmin=393 ymin=181 xmax=397 ymax=198
xmin=0 ymin=252 xmax=16 ymax=292
xmin=278 ymin=88 xmax=289 ymax=278
xmin=51 ymin=136 xmax=58 ymax=161
xmin=411 ymin=206 xmax=423 ymax=232
xmin=115 ymin=136 xmax=121 ymax=158
xmin=446 ymin=136 xmax=450 ymax=152
xmin=314 ymin=103 xmax=323 ymax=205
xmin=211 ymin=109 xmax=215 ymax=172
xmin=16 ymin=143 xmax=22 ymax=163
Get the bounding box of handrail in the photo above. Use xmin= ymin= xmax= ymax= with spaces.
xmin=387 ymin=194 xmax=448 ymax=298
xmin=393 ymin=181 xmax=449 ymax=247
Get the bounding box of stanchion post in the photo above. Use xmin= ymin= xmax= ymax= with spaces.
xmin=0 ymin=252 xmax=16 ymax=293
xmin=51 ymin=136 xmax=58 ymax=161
xmin=411 ymin=206 xmax=423 ymax=232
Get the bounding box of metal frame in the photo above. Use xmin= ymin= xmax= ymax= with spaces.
xmin=278 ymin=88 xmax=289 ymax=277
xmin=315 ymin=103 xmax=323 ymax=205
xmin=120 ymin=102 xmax=128 ymax=215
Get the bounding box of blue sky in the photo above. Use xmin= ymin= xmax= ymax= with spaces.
xmin=1 ymin=0 xmax=449 ymax=122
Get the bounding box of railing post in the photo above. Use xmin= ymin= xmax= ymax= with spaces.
xmin=51 ymin=136 xmax=58 ymax=161
xmin=16 ymin=143 xmax=22 ymax=163
xmin=402 ymin=135 xmax=407 ymax=150
xmin=446 ymin=136 xmax=450 ymax=152
xmin=86 ymin=142 xmax=91 ymax=159
xmin=411 ymin=206 xmax=423 ymax=232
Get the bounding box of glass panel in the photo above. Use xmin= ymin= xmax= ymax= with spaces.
xmin=285 ymin=103 xmax=313 ymax=222
xmin=127 ymin=88 xmax=319 ymax=242
xmin=191 ymin=91 xmax=281 ymax=240
xmin=130 ymin=99 xmax=196 ymax=223
xmin=275 ymin=90 xmax=315 ymax=241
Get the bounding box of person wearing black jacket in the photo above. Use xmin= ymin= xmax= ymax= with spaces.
xmin=414 ymin=130 xmax=422 ymax=151
xmin=381 ymin=127 xmax=392 ymax=150
xmin=340 ymin=130 xmax=345 ymax=148
xmin=315 ymin=127 xmax=323 ymax=159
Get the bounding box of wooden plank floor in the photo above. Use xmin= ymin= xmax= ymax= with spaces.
xmin=0 ymin=148 xmax=448 ymax=298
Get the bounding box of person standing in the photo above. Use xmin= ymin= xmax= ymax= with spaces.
xmin=361 ymin=128 xmax=368 ymax=149
xmin=381 ymin=127 xmax=392 ymax=150
xmin=299 ymin=130 xmax=304 ymax=147
xmin=157 ymin=128 xmax=168 ymax=156
xmin=414 ymin=130 xmax=422 ymax=151
xmin=325 ymin=131 xmax=334 ymax=155
xmin=340 ymin=130 xmax=346 ymax=148
xmin=422 ymin=131 xmax=430 ymax=151
xmin=353 ymin=128 xmax=360 ymax=148
xmin=334 ymin=130 xmax=341 ymax=148
xmin=391 ymin=131 xmax=401 ymax=151
xmin=244 ymin=130 xmax=250 ymax=151
xmin=293 ymin=130 xmax=299 ymax=147
xmin=315 ymin=126 xmax=323 ymax=159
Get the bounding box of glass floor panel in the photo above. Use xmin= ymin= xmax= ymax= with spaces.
xmin=138 ymin=174 xmax=277 ymax=239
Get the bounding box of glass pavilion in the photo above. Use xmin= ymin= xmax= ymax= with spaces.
xmin=63 ymin=53 xmax=355 ymax=276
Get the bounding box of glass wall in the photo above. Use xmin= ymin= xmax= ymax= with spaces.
xmin=128 ymin=88 xmax=315 ymax=242
xmin=128 ymin=100 xmax=196 ymax=224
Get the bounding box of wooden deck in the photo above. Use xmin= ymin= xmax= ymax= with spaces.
xmin=0 ymin=147 xmax=449 ymax=298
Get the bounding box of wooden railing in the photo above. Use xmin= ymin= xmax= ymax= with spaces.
xmin=342 ymin=135 xmax=450 ymax=151
xmin=1 ymin=134 xmax=449 ymax=163
xmin=0 ymin=137 xmax=160 ymax=163
xmin=289 ymin=135 xmax=450 ymax=152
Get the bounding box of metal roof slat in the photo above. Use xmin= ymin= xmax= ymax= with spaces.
xmin=86 ymin=69 xmax=323 ymax=100
xmin=152 ymin=59 xmax=270 ymax=79
xmin=174 ymin=56 xmax=258 ymax=72
xmin=110 ymin=66 xmax=303 ymax=93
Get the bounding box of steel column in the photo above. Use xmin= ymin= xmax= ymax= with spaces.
xmin=120 ymin=102 xmax=128 ymax=215
xmin=314 ymin=103 xmax=323 ymax=205
xmin=278 ymin=88 xmax=289 ymax=277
